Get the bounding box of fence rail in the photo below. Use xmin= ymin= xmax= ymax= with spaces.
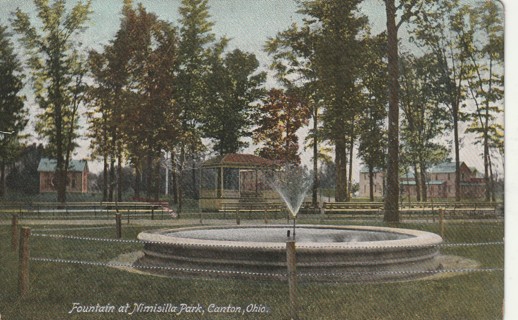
xmin=0 ymin=201 xmax=175 ymax=220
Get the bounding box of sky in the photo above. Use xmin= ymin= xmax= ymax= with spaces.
xmin=0 ymin=0 xmax=505 ymax=179
xmin=0 ymin=1 xmax=515 ymax=311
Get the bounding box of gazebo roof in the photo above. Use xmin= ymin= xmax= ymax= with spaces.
xmin=202 ymin=153 xmax=278 ymax=168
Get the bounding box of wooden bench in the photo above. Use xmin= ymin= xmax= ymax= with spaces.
xmin=322 ymin=202 xmax=382 ymax=214
xmin=400 ymin=202 xmax=501 ymax=217
xmin=220 ymin=202 xmax=285 ymax=214
xmin=11 ymin=201 xmax=170 ymax=220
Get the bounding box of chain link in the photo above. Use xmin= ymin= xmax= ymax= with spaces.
xmin=29 ymin=257 xmax=503 ymax=278
xmin=30 ymin=232 xmax=504 ymax=250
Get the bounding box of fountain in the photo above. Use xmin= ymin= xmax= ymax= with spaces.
xmin=265 ymin=165 xmax=313 ymax=239
xmin=136 ymin=165 xmax=443 ymax=282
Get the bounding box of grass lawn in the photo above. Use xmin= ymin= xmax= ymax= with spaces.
xmin=0 ymin=219 xmax=504 ymax=319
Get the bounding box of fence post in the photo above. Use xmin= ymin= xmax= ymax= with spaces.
xmin=116 ymin=213 xmax=122 ymax=239
xmin=19 ymin=227 xmax=31 ymax=297
xmin=264 ymin=207 xmax=268 ymax=224
xmin=236 ymin=209 xmax=240 ymax=225
xmin=12 ymin=214 xmax=19 ymax=251
xmin=127 ymin=209 xmax=130 ymax=224
xmin=151 ymin=208 xmax=155 ymax=220
xmin=286 ymin=240 xmax=298 ymax=320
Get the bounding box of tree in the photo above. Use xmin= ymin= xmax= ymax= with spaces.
xmin=87 ymin=0 xmax=135 ymax=201
xmin=399 ymin=53 xmax=450 ymax=201
xmin=203 ymin=46 xmax=266 ymax=154
xmin=87 ymin=1 xmax=179 ymax=201
xmin=382 ymin=0 xmax=424 ymax=223
xmin=0 ymin=25 xmax=27 ymax=198
xmin=296 ymin=0 xmax=370 ymax=202
xmin=253 ymin=89 xmax=310 ymax=164
xmin=5 ymin=144 xmax=46 ymax=195
xmin=125 ymin=9 xmax=178 ymax=201
xmin=174 ymin=0 xmax=216 ymax=210
xmin=461 ymin=1 xmax=504 ymax=202
xmin=265 ymin=21 xmax=321 ymax=206
xmin=383 ymin=0 xmax=400 ymax=223
xmin=357 ymin=36 xmax=387 ymax=202
xmin=411 ymin=0 xmax=474 ymax=202
xmin=13 ymin=0 xmax=92 ymax=203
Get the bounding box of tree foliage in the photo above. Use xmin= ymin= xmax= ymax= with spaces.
xmin=410 ymin=0 xmax=474 ymax=202
xmin=202 ymin=46 xmax=266 ymax=155
xmin=399 ymin=53 xmax=450 ymax=201
xmin=87 ymin=0 xmax=178 ymax=201
xmin=253 ymin=89 xmax=309 ymax=165
xmin=0 ymin=25 xmax=27 ymax=197
xmin=461 ymin=1 xmax=504 ymax=201
xmin=12 ymin=0 xmax=92 ymax=202
xmin=357 ymin=35 xmax=387 ymax=202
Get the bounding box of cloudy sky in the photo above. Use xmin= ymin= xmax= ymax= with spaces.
xmin=0 ymin=0 xmax=507 ymax=177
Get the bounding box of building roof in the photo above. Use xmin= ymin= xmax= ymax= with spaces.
xmin=361 ymin=162 xmax=471 ymax=175
xmin=428 ymin=162 xmax=469 ymax=174
xmin=37 ymin=158 xmax=88 ymax=172
xmin=400 ymin=180 xmax=445 ymax=186
xmin=202 ymin=153 xmax=278 ymax=168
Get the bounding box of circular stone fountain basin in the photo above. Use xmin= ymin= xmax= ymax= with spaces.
xmin=136 ymin=225 xmax=442 ymax=282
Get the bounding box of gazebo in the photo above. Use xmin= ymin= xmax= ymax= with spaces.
xmin=199 ymin=153 xmax=279 ymax=211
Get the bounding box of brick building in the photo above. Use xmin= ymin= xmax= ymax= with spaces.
xmin=359 ymin=162 xmax=485 ymax=199
xmin=37 ymin=158 xmax=89 ymax=193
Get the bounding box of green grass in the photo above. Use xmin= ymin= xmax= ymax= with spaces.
xmin=0 ymin=220 xmax=504 ymax=319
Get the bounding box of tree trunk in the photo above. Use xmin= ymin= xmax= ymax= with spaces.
xmin=192 ymin=156 xmax=198 ymax=200
xmin=117 ymin=152 xmax=122 ymax=202
xmin=335 ymin=137 xmax=347 ymax=202
xmin=177 ymin=145 xmax=186 ymax=213
xmin=55 ymin=98 xmax=66 ymax=204
xmin=102 ymin=155 xmax=108 ymax=201
xmin=368 ymin=164 xmax=374 ymax=202
xmin=134 ymin=161 xmax=141 ymax=199
xmin=453 ymin=107 xmax=461 ymax=202
xmin=413 ymin=163 xmax=421 ymax=202
xmin=347 ymin=133 xmax=354 ymax=201
xmin=0 ymin=160 xmax=5 ymax=198
xmin=384 ymin=0 xmax=400 ymax=224
xmin=154 ymin=156 xmax=160 ymax=201
xmin=312 ymin=106 xmax=319 ymax=207
xmin=488 ymin=152 xmax=495 ymax=202
xmin=483 ymin=130 xmax=490 ymax=202
xmin=420 ymin=167 xmax=428 ymax=202
xmin=108 ymin=156 xmax=115 ymax=202
xmin=146 ymin=154 xmax=153 ymax=200
xmin=171 ymin=152 xmax=178 ymax=205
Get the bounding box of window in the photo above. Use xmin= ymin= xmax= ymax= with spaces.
xmin=223 ymin=168 xmax=239 ymax=190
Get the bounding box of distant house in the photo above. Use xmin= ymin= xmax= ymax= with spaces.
xmin=37 ymin=158 xmax=89 ymax=193
xmin=359 ymin=162 xmax=485 ymax=199
xmin=358 ymin=167 xmax=385 ymax=198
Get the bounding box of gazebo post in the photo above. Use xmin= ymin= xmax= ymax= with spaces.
xmin=255 ymin=168 xmax=259 ymax=196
